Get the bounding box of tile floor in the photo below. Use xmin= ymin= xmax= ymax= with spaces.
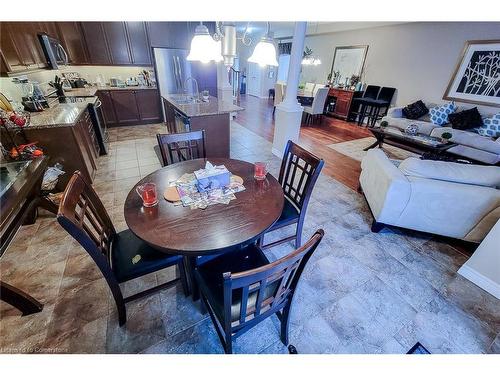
xmin=0 ymin=122 xmax=499 ymax=354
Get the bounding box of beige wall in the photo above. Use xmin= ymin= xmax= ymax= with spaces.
xmin=298 ymin=22 xmax=500 ymax=115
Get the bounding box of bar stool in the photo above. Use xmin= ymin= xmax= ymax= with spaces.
xmin=363 ymin=87 xmax=397 ymax=127
xmin=352 ymin=85 xmax=380 ymax=125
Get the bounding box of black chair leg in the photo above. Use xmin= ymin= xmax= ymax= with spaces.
xmin=280 ymin=302 xmax=292 ymax=346
xmin=273 ymin=106 xmax=276 ymax=115
xmin=224 ymin=332 xmax=233 ymax=354
xmin=295 ymin=221 xmax=303 ymax=249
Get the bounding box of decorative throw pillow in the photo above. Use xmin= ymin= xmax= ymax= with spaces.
xmin=477 ymin=113 xmax=500 ymax=138
xmin=448 ymin=107 xmax=483 ymax=130
xmin=429 ymin=102 xmax=457 ymax=125
xmin=402 ymin=100 xmax=429 ymax=119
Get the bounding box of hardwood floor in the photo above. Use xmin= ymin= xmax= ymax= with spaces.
xmin=235 ymin=94 xmax=372 ymax=190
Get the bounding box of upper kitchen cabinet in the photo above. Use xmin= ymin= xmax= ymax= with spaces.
xmin=147 ymin=22 xmax=190 ymax=49
xmin=102 ymin=22 xmax=131 ymax=65
xmin=80 ymin=22 xmax=112 ymax=65
xmin=125 ymin=22 xmax=151 ymax=66
xmin=57 ymin=22 xmax=89 ymax=64
xmin=0 ymin=22 xmax=47 ymax=74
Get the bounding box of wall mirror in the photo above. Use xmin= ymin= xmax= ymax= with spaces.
xmin=330 ymin=45 xmax=369 ymax=85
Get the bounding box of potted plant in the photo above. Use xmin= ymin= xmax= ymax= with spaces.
xmin=441 ymin=132 xmax=453 ymax=142
xmin=379 ymin=120 xmax=389 ymax=129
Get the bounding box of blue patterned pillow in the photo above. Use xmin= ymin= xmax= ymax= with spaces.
xmin=477 ymin=113 xmax=500 ymax=138
xmin=429 ymin=102 xmax=457 ymax=125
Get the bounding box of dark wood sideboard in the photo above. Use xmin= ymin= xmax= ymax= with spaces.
xmin=326 ymin=88 xmax=363 ymax=121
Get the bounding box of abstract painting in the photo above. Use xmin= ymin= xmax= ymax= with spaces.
xmin=444 ymin=40 xmax=500 ymax=107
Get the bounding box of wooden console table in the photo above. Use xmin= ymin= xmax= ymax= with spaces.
xmin=327 ymin=88 xmax=362 ymax=121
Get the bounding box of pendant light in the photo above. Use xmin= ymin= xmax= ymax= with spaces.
xmin=187 ymin=23 xmax=222 ymax=63
xmin=248 ymin=22 xmax=278 ymax=67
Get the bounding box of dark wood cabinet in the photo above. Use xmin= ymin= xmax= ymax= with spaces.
xmin=80 ymin=22 xmax=112 ymax=65
xmin=136 ymin=89 xmax=161 ymax=122
xmin=147 ymin=22 xmax=190 ymax=49
xmin=57 ymin=22 xmax=88 ymax=64
xmin=110 ymin=90 xmax=140 ymax=125
xmin=97 ymin=91 xmax=118 ymax=127
xmin=125 ymin=22 xmax=151 ymax=65
xmin=0 ymin=22 xmax=38 ymax=72
xmin=102 ymin=22 xmax=132 ymax=65
xmin=97 ymin=88 xmax=161 ymax=127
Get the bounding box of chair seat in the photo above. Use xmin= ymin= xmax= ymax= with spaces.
xmin=365 ymin=99 xmax=390 ymax=107
xmin=269 ymin=198 xmax=300 ymax=230
xmin=195 ymin=245 xmax=278 ymax=323
xmin=111 ymin=229 xmax=183 ymax=283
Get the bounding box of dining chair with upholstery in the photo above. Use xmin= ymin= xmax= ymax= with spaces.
xmin=273 ymin=82 xmax=286 ymax=115
xmin=312 ymin=84 xmax=325 ymax=96
xmin=156 ymin=130 xmax=206 ymax=166
xmin=194 ymin=229 xmax=324 ymax=353
xmin=302 ymin=87 xmax=329 ymax=125
xmin=57 ymin=171 xmax=189 ymax=326
xmin=259 ymin=140 xmax=324 ymax=250
xmin=304 ymin=82 xmax=315 ymax=96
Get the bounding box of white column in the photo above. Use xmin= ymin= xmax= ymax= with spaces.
xmin=272 ymin=22 xmax=307 ymax=157
xmin=217 ymin=62 xmax=233 ymax=104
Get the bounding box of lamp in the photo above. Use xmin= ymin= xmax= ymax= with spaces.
xmin=187 ymin=23 xmax=222 ymax=63
xmin=248 ymin=22 xmax=278 ymax=67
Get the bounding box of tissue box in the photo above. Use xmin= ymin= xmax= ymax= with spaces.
xmin=194 ymin=164 xmax=231 ymax=192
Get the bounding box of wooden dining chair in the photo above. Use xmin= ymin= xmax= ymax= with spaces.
xmin=259 ymin=140 xmax=324 ymax=250
xmin=156 ymin=130 xmax=206 ymax=166
xmin=194 ymin=229 xmax=324 ymax=354
xmin=57 ymin=171 xmax=188 ymax=326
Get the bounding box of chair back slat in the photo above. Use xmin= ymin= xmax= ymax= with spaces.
xmin=223 ymin=230 xmax=324 ymax=328
xmin=156 ymin=130 xmax=206 ymax=166
xmin=278 ymin=141 xmax=324 ymax=212
xmin=57 ymin=171 xmax=116 ymax=263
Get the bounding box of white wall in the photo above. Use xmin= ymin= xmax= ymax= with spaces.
xmin=296 ymin=22 xmax=500 ymax=115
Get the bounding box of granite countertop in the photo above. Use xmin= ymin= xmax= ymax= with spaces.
xmin=164 ymin=94 xmax=244 ymax=117
xmin=26 ymin=97 xmax=97 ymax=129
xmin=63 ymin=85 xmax=157 ymax=97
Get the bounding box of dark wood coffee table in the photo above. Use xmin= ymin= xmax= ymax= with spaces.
xmin=365 ymin=127 xmax=456 ymax=156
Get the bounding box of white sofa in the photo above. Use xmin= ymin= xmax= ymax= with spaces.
xmin=359 ymin=149 xmax=500 ymax=242
xmin=381 ymin=103 xmax=500 ymax=165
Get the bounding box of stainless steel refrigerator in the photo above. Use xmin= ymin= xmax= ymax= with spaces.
xmin=153 ymin=48 xmax=218 ymax=99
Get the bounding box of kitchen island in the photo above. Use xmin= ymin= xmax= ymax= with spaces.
xmin=162 ymin=95 xmax=243 ymax=158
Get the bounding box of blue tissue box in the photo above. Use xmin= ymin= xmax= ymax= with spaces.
xmin=194 ymin=165 xmax=231 ymax=192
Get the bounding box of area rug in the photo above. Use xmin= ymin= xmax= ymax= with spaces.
xmin=327 ymin=137 xmax=419 ymax=162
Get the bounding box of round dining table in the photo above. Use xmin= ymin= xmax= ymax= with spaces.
xmin=124 ymin=158 xmax=284 ymax=298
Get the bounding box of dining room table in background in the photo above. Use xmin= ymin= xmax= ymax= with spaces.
xmin=123 ymin=158 xmax=285 ymax=298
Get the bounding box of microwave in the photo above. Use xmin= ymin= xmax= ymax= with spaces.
xmin=38 ymin=33 xmax=68 ymax=70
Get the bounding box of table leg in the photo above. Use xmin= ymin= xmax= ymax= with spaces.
xmin=184 ymin=256 xmax=200 ymax=301
xmin=0 ymin=281 xmax=43 ymax=316
xmin=364 ymin=132 xmax=385 ymax=151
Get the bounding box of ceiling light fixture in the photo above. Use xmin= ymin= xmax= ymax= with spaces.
xmin=248 ymin=22 xmax=279 ymax=67
xmin=188 ymin=21 xmax=278 ymax=68
xmin=187 ymin=23 xmax=222 ymax=63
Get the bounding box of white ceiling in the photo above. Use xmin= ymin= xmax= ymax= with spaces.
xmin=233 ymin=21 xmax=405 ymax=39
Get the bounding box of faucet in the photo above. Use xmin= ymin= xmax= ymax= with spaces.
xmin=184 ymin=77 xmax=199 ymax=102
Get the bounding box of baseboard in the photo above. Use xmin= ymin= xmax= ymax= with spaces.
xmin=458 ymin=264 xmax=500 ymax=299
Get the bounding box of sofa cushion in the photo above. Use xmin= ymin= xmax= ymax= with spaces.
xmin=448 ymin=107 xmax=484 ymax=130
xmin=382 ymin=117 xmax=441 ymax=136
xmin=430 ymin=127 xmax=500 ymax=155
xmin=477 ymin=113 xmax=500 ymax=138
xmin=429 ymin=102 xmax=457 ymax=125
xmin=399 ymin=157 xmax=500 ymax=188
xmin=402 ymin=100 xmax=429 ymax=119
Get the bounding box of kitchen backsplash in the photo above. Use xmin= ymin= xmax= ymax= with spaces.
xmin=0 ymin=65 xmax=151 ymax=102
